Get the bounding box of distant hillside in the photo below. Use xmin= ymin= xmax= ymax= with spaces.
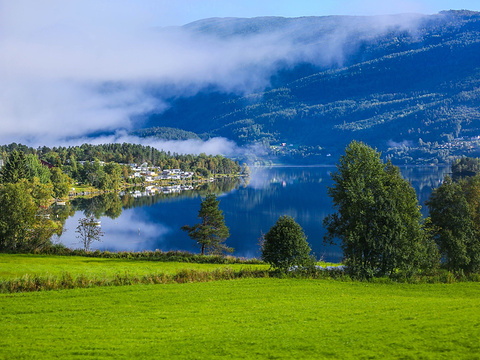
xmin=145 ymin=10 xmax=480 ymax=164
xmin=129 ymin=127 xmax=201 ymax=141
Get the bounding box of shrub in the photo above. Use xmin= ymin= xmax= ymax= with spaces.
xmin=261 ymin=215 xmax=314 ymax=272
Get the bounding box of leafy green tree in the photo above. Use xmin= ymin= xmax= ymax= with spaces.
xmin=261 ymin=215 xmax=313 ymax=272
xmin=62 ymin=155 xmax=79 ymax=180
xmin=102 ymin=163 xmax=122 ymax=190
xmin=197 ymin=168 xmax=212 ymax=178
xmin=0 ymin=181 xmax=37 ymax=251
xmin=76 ymin=216 xmax=104 ymax=251
xmin=426 ymin=175 xmax=480 ymax=272
xmin=0 ymin=180 xmax=58 ymax=251
xmin=50 ymin=167 xmax=70 ymax=199
xmin=25 ymin=154 xmax=51 ymax=184
xmin=181 ymin=194 xmax=232 ymax=255
xmin=0 ymin=150 xmax=27 ymax=184
xmin=324 ymin=141 xmax=427 ymax=278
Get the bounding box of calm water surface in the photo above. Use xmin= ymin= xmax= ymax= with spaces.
xmin=55 ymin=166 xmax=449 ymax=262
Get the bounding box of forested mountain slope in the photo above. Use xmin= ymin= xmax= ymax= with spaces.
xmin=145 ymin=10 xmax=480 ymax=163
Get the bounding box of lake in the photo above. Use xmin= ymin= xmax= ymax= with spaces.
xmin=54 ymin=166 xmax=449 ymax=262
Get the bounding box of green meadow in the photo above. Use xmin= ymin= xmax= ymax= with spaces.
xmin=0 ymin=254 xmax=268 ymax=280
xmin=1 ymin=278 xmax=480 ymax=359
xmin=1 ymin=254 xmax=480 ymax=359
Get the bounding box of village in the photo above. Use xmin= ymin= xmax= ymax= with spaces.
xmin=121 ymin=162 xmax=212 ymax=198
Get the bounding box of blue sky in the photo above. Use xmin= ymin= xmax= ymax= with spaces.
xmin=139 ymin=0 xmax=480 ymax=26
xmin=2 ymin=1 xmax=480 ymax=31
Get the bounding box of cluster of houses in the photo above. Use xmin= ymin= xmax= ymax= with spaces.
xmin=120 ymin=184 xmax=195 ymax=198
xmin=76 ymin=161 xmax=196 ymax=182
xmin=117 ymin=163 xmax=199 ymax=198
xmin=129 ymin=163 xmax=195 ymax=182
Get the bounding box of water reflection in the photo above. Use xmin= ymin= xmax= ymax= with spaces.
xmin=54 ymin=166 xmax=450 ymax=262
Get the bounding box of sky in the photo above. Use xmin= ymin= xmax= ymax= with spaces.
xmin=0 ymin=0 xmax=479 ymax=153
xmin=143 ymin=0 xmax=480 ymax=26
xmin=3 ymin=0 xmax=474 ymax=28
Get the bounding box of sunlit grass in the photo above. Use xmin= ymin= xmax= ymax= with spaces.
xmin=0 ymin=254 xmax=268 ymax=280
xmin=1 ymin=278 xmax=479 ymax=359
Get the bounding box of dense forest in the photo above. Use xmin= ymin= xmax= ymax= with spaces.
xmin=140 ymin=10 xmax=480 ymax=164
xmin=0 ymin=143 xmax=242 ymax=175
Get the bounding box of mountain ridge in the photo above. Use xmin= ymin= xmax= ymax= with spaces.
xmin=143 ymin=10 xmax=480 ymax=164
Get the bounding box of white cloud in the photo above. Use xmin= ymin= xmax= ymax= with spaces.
xmin=57 ymin=209 xmax=171 ymax=251
xmin=0 ymin=1 xmax=427 ymax=147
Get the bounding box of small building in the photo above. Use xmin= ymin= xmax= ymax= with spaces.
xmin=40 ymin=160 xmax=54 ymax=169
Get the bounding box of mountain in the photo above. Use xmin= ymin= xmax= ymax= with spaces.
xmin=144 ymin=10 xmax=480 ymax=164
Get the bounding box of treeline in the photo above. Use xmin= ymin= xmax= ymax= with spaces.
xmin=322 ymin=142 xmax=480 ymax=279
xmin=451 ymin=157 xmax=480 ymax=179
xmin=130 ymin=126 xmax=201 ymax=141
xmin=0 ymin=142 xmax=242 ymax=175
xmin=0 ymin=143 xmax=243 ymax=191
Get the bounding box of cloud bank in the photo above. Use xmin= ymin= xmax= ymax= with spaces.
xmin=0 ymin=1 xmax=427 ymax=151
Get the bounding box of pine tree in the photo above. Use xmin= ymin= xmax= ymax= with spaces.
xmin=182 ymin=194 xmax=232 ymax=255
xmin=0 ymin=150 xmax=27 ymax=184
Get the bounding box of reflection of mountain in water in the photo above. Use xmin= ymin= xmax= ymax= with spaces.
xmin=54 ymin=166 xmax=449 ymax=262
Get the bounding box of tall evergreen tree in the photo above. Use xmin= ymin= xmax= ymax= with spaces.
xmin=0 ymin=150 xmax=27 ymax=184
xmin=181 ymin=194 xmax=232 ymax=255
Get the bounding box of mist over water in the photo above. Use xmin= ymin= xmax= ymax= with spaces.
xmin=55 ymin=166 xmax=449 ymax=262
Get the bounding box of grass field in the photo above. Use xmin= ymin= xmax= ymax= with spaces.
xmin=1 ymin=254 xmax=479 ymax=359
xmin=0 ymin=254 xmax=268 ymax=280
xmin=1 ymin=278 xmax=480 ymax=359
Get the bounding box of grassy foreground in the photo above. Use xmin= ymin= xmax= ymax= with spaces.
xmin=1 ymin=278 xmax=480 ymax=359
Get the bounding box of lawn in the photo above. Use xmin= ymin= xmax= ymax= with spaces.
xmin=1 ymin=278 xmax=479 ymax=359
xmin=0 ymin=254 xmax=268 ymax=280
